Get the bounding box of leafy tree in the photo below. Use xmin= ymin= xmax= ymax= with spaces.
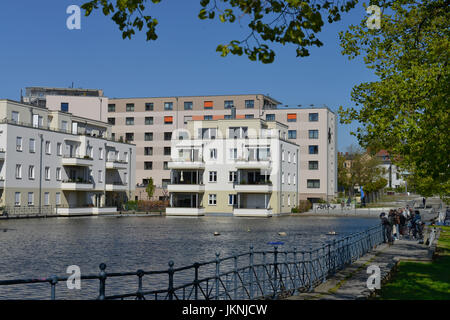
xmin=81 ymin=0 xmax=358 ymax=63
xmin=339 ymin=0 xmax=449 ymax=199
xmin=145 ymin=177 xmax=155 ymax=199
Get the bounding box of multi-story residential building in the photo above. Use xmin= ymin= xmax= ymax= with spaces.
xmin=107 ymin=94 xmax=337 ymax=203
xmin=166 ymin=117 xmax=299 ymax=217
xmin=375 ymin=150 xmax=407 ymax=189
xmin=0 ymin=99 xmax=135 ymax=216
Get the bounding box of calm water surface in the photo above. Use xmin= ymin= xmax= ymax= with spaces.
xmin=0 ymin=215 xmax=378 ymax=299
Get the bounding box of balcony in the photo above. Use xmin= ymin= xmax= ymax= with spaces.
xmin=234 ymin=159 xmax=271 ymax=170
xmin=105 ymin=183 xmax=128 ymax=192
xmin=62 ymin=155 xmax=93 ymax=167
xmin=233 ymin=208 xmax=273 ymax=217
xmin=234 ymin=183 xmax=272 ymax=193
xmin=56 ymin=206 xmax=118 ymax=216
xmin=168 ymin=184 xmax=205 ymax=193
xmin=165 ymin=207 xmax=205 ymax=216
xmin=168 ymin=161 xmax=205 ymax=170
xmin=106 ymin=160 xmax=128 ymax=170
xmin=61 ymin=180 xmax=94 ymax=191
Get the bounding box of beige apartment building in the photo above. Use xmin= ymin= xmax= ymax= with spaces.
xmin=107 ymin=94 xmax=337 ymax=203
xmin=166 ymin=117 xmax=299 ymax=217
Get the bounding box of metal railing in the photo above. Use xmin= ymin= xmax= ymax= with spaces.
xmin=0 ymin=225 xmax=383 ymax=300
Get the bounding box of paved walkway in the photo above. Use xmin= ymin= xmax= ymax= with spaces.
xmin=286 ymin=233 xmax=436 ymax=300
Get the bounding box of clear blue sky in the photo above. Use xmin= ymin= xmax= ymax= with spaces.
xmin=0 ymin=0 xmax=377 ymax=152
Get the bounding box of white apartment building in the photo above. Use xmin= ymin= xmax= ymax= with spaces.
xmin=0 ymin=99 xmax=135 ymax=216
xmin=166 ymin=118 xmax=299 ymax=217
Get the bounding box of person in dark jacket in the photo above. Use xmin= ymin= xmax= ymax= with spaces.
xmin=381 ymin=211 xmax=394 ymax=245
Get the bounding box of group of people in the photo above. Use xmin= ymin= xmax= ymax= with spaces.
xmin=380 ymin=206 xmax=424 ymax=245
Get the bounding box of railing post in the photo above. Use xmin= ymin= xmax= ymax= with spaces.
xmin=249 ymin=246 xmax=254 ymax=299
xmin=97 ymin=263 xmax=107 ymax=300
xmin=50 ymin=276 xmax=58 ymax=300
xmin=136 ymin=269 xmax=144 ymax=300
xmin=215 ymin=252 xmax=220 ymax=300
xmin=233 ymin=255 xmax=238 ymax=300
xmin=308 ymin=247 xmax=313 ymax=292
xmin=168 ymin=260 xmax=174 ymax=300
xmin=293 ymin=248 xmax=298 ymax=289
xmin=273 ymin=246 xmax=278 ymax=299
xmin=194 ymin=262 xmax=199 ymax=300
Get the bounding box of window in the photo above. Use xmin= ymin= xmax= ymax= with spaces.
xmin=204 ymin=101 xmax=214 ymax=109
xmin=15 ymin=164 xmax=22 ymax=179
xmin=56 ymin=192 xmax=61 ymax=205
xmin=224 ymin=115 xmax=232 ymax=120
xmin=245 ymin=114 xmax=254 ymax=119
xmin=164 ymin=116 xmax=173 ymax=124
xmin=28 ymin=192 xmax=34 ymax=206
xmin=28 ymin=165 xmax=35 ymax=180
xmin=293 ymin=174 xmax=296 ymax=185
xmin=224 ymin=100 xmax=233 ymax=109
xmin=184 ymin=101 xmax=193 ymax=110
xmin=144 ymin=132 xmax=153 ymax=141
xmin=16 ymin=137 xmax=23 ymax=151
xmin=245 ymin=100 xmax=254 ymax=108
xmin=126 ymin=117 xmax=134 ymax=125
xmin=293 ymin=153 xmax=296 ymax=164
xmin=144 ymin=147 xmax=153 ymax=156
xmin=57 ymin=143 xmax=62 ymax=156
xmin=287 ymin=113 xmax=297 ymax=122
xmin=198 ymin=128 xmax=217 ymax=139
xmin=282 ymin=172 xmax=285 ymax=184
xmin=98 ymin=170 xmax=103 ymax=183
xmin=288 ymin=130 xmax=297 ymax=139
xmin=45 ymin=141 xmax=51 ymax=154
xmin=208 ymin=194 xmax=217 ymax=205
xmin=61 ymin=121 xmax=68 ymax=132
xmin=288 ymin=152 xmax=291 ymax=163
xmin=229 ymin=148 xmax=238 ymax=160
xmin=145 ymin=103 xmax=154 ymax=111
xmin=164 ymin=147 xmax=171 ymax=156
xmin=61 ymin=103 xmax=69 ymax=112
xmin=145 ymin=117 xmax=153 ymax=125
xmin=228 ymin=127 xmax=248 ymax=139
xmin=228 ymin=194 xmax=236 ymax=205
xmin=229 ymin=171 xmax=237 ymax=182
xmin=56 ymin=167 xmax=62 ymax=180
xmin=126 ymin=133 xmax=134 ymax=142
xmin=307 ymin=179 xmax=320 ymax=188
xmin=15 ymin=192 xmax=21 ymax=206
xmin=266 ymin=114 xmax=275 ymax=121
xmin=45 ymin=167 xmax=50 ymax=180
xmin=108 ymin=118 xmax=115 ymax=125
xmin=288 ymin=173 xmax=291 ymax=185
xmin=209 ymin=171 xmax=217 ymax=182
xmin=126 ymin=103 xmax=135 ymax=112
xmin=309 ymin=161 xmax=319 ymax=170
xmin=164 ymin=102 xmax=173 ymax=110
xmin=108 ymin=104 xmax=116 ymax=112
xmin=163 ymin=161 xmax=169 ymax=170
xmin=86 ymin=146 xmax=93 ymax=158
xmin=204 ymin=115 xmax=213 ymax=121
xmin=12 ymin=111 xmax=20 ymax=123
xmin=309 ymin=113 xmax=319 ymax=122
xmin=29 ymin=139 xmax=36 ymax=153
xmin=309 ymin=130 xmax=319 ymax=139
xmin=164 ymin=132 xmax=172 ymax=141
xmin=144 ymin=161 xmax=153 ymax=170
xmin=288 ymin=194 xmax=291 ymax=206
xmin=210 ymin=148 xmax=217 ymax=160
xmin=44 ymin=192 xmax=50 ymax=206
xmin=282 ymin=150 xmax=285 ymax=161
xmin=309 ymin=145 xmax=319 ymax=154
xmin=99 ymin=148 xmax=103 ymax=160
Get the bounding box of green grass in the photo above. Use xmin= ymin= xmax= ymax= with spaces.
xmin=378 ymin=226 xmax=450 ymax=300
